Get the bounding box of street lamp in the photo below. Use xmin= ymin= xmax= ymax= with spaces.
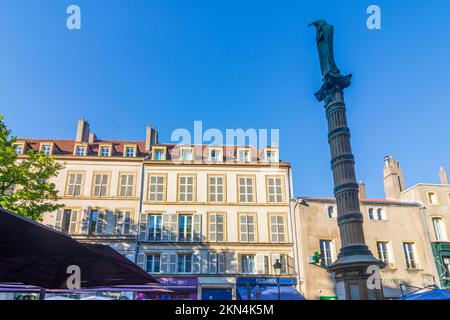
xmin=273 ymin=259 xmax=283 ymax=300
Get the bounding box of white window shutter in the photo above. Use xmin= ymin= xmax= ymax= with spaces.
xmin=137 ymin=253 xmax=145 ymax=271
xmin=80 ymin=209 xmax=90 ymax=235
xmin=161 ymin=254 xmax=169 ymax=273
xmin=287 ymin=255 xmax=295 ymax=274
xmin=193 ymin=253 xmax=201 ymax=274
xmin=54 ymin=209 xmax=63 ymax=231
xmin=69 ymin=210 xmax=78 ymax=234
xmin=226 ymin=252 xmax=234 ymax=274
xmin=169 ymin=254 xmax=177 ymax=273
xmin=256 ymin=254 xmax=265 ymax=274
xmin=139 ymin=213 xmax=148 ymax=241
xmin=105 ymin=210 xmax=114 ymax=235
xmin=169 ymin=214 xmax=178 ymax=241
xmin=209 ymin=253 xmax=218 ymax=274
xmin=162 ymin=214 xmax=170 ymax=241
xmin=193 ymin=214 xmax=202 ymax=242
xmin=200 ymin=251 xmax=208 ymax=274
xmin=218 ymin=253 xmax=226 ymax=274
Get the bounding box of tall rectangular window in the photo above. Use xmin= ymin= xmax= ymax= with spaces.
xmin=238 ymin=176 xmax=255 ymax=203
xmin=432 ymin=218 xmax=447 ymax=241
xmin=178 ymin=175 xmax=195 ymax=202
xmin=267 ymin=177 xmax=283 ymax=203
xmin=61 ymin=209 xmax=78 ymax=235
xmin=209 ymin=213 xmax=225 ymax=242
xmin=124 ymin=146 xmax=135 ymax=158
xmin=239 ymin=214 xmax=256 ymax=242
xmin=116 ymin=210 xmax=132 ymax=235
xmin=119 ymin=174 xmax=134 ymax=197
xmin=177 ymin=254 xmax=192 ymax=273
xmin=208 ymin=175 xmax=225 ymax=202
xmin=403 ymin=242 xmax=418 ymax=269
xmin=240 ymin=255 xmax=255 ymax=274
xmin=66 ymin=172 xmax=83 ymax=196
xmin=178 ymin=215 xmax=193 ymax=242
xmin=148 ymin=175 xmax=165 ymax=202
xmin=269 ymin=214 xmax=286 ymax=243
xmin=146 ymin=254 xmax=161 ymax=273
xmin=319 ymin=240 xmax=334 ymax=267
xmin=428 ymin=192 xmax=438 ymax=205
xmin=89 ymin=210 xmax=106 ymax=235
xmin=377 ymin=242 xmax=391 ymax=264
xmin=147 ymin=214 xmax=162 ymax=241
xmin=92 ymin=173 xmax=109 ymax=197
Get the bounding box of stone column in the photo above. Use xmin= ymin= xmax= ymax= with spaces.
xmin=318 ymin=75 xmax=385 ymax=300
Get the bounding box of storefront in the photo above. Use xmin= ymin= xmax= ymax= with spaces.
xmin=236 ymin=277 xmax=304 ymax=300
xmin=138 ymin=277 xmax=198 ymax=300
xmin=198 ymin=277 xmax=235 ymax=300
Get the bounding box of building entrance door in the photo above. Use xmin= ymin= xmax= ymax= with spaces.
xmin=201 ymin=288 xmax=233 ymax=300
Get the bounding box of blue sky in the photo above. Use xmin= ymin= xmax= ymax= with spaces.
xmin=1 ymin=0 xmax=450 ymax=198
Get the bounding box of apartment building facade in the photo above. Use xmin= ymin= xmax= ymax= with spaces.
xmin=13 ymin=119 xmax=300 ymax=300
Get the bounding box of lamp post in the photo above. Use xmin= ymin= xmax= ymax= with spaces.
xmin=273 ymin=259 xmax=283 ymax=300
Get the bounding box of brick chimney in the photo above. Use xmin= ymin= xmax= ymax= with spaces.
xmin=439 ymin=167 xmax=449 ymax=185
xmin=75 ymin=119 xmax=90 ymax=143
xmin=145 ymin=125 xmax=158 ymax=152
xmin=358 ymin=181 xmax=367 ymax=199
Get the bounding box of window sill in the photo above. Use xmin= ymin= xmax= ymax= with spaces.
xmin=406 ymin=268 xmax=424 ymax=273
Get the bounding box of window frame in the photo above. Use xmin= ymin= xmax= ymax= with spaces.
xmin=147 ymin=173 xmax=167 ymax=202
xmin=237 ymin=147 xmax=251 ymax=163
xmin=239 ymin=254 xmax=256 ymax=274
xmin=146 ymin=253 xmax=161 ymax=273
xmin=207 ymin=174 xmax=226 ymax=203
xmin=238 ymin=212 xmax=258 ymax=243
xmin=432 ymin=217 xmax=448 ymax=241
xmin=88 ymin=208 xmax=107 ymax=235
xmin=91 ymin=171 xmax=112 ymax=197
xmin=403 ymin=242 xmax=418 ymax=269
xmin=237 ymin=175 xmax=257 ymax=204
xmin=13 ymin=142 xmax=25 ymax=155
xmin=64 ymin=171 xmax=85 ymax=197
xmin=319 ymin=239 xmax=336 ymax=268
xmin=268 ymin=213 xmax=288 ymax=243
xmin=73 ymin=143 xmax=87 ymax=156
xmin=98 ymin=144 xmax=112 ymax=157
xmin=208 ymin=212 xmax=227 ymax=242
xmin=180 ymin=147 xmax=194 ymax=161
xmin=117 ymin=172 xmax=136 ymax=198
xmin=115 ymin=208 xmax=133 ymax=235
xmin=265 ymin=175 xmax=285 ymax=203
xmin=147 ymin=213 xmax=163 ymax=242
xmin=208 ymin=147 xmax=223 ymax=162
xmin=427 ymin=192 xmax=439 ymax=205
xmin=151 ymin=146 xmax=167 ymax=161
xmin=123 ymin=144 xmax=137 ymax=158
xmin=39 ymin=142 xmax=54 ymax=156
xmin=177 ymin=253 xmax=193 ymax=273
xmin=177 ymin=174 xmax=197 ymax=203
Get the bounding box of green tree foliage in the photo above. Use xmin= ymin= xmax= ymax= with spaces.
xmin=0 ymin=115 xmax=64 ymax=221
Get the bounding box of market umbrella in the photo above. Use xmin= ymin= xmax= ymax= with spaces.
xmin=0 ymin=207 xmax=156 ymax=289
xmin=403 ymin=289 xmax=450 ymax=300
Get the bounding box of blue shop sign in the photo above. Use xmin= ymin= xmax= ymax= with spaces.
xmin=236 ymin=277 xmax=297 ymax=286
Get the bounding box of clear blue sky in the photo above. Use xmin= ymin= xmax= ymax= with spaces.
xmin=1 ymin=0 xmax=450 ymax=198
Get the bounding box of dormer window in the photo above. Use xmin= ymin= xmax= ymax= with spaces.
xmin=124 ymin=145 xmax=136 ymax=158
xmin=74 ymin=144 xmax=87 ymax=156
xmin=209 ymin=148 xmax=222 ymax=162
xmin=40 ymin=143 xmax=53 ymax=156
xmin=237 ymin=148 xmax=251 ymax=162
xmin=152 ymin=147 xmax=166 ymax=161
xmin=99 ymin=145 xmax=112 ymax=157
xmin=263 ymin=148 xmax=278 ymax=162
xmin=181 ymin=148 xmax=193 ymax=161
xmin=13 ymin=143 xmax=25 ymax=155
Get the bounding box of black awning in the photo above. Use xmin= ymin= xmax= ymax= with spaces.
xmin=0 ymin=207 xmax=155 ymax=289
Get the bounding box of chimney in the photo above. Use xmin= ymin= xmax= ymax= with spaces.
xmin=145 ymin=125 xmax=159 ymax=152
xmin=439 ymin=167 xmax=449 ymax=185
xmin=358 ymin=181 xmax=367 ymax=199
xmin=383 ymin=155 xmax=405 ymax=200
xmin=76 ymin=119 xmax=90 ymax=142
xmin=88 ymin=132 xmax=97 ymax=145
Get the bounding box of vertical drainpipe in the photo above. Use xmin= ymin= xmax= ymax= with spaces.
xmin=287 ymin=166 xmax=301 ymax=294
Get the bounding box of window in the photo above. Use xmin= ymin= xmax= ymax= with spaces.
xmin=89 ymin=210 xmax=106 ymax=235
xmin=238 ymin=176 xmax=255 ymax=203
xmin=240 ymin=255 xmax=255 ymax=274
xmin=99 ymin=146 xmax=111 ymax=157
xmin=208 ymin=175 xmax=225 ymax=202
xmin=115 ymin=210 xmax=132 ymax=235
xmin=61 ymin=209 xmax=79 ymax=234
xmin=75 ymin=145 xmax=86 ymax=156
xmin=377 ymin=242 xmax=391 ymax=264
xmin=238 ymin=149 xmax=250 ymax=162
xmin=177 ymin=254 xmax=192 ymax=273
xmin=146 ymin=254 xmax=161 ymax=273
xmin=147 ymin=214 xmax=162 ymax=241
xmin=14 ymin=144 xmax=24 ymax=155
xmin=428 ymin=192 xmax=439 ymax=205
xmin=443 ymin=257 xmax=450 ymax=278
xmin=40 ymin=144 xmax=52 ymax=156
xmin=152 ymin=148 xmax=166 ymax=160
xmin=209 ymin=148 xmax=222 ymax=162
xmin=148 ymin=175 xmax=166 ymax=202
xmin=264 ymin=149 xmax=277 ymax=162
xmin=239 ymin=214 xmax=256 ymax=242
xmin=178 ymin=215 xmax=193 ymax=242
xmin=368 ymin=208 xmax=386 ymax=221
xmin=66 ymin=172 xmax=84 ymax=196
xmin=209 ymin=213 xmax=225 ymax=242
xmin=118 ymin=173 xmax=134 ymax=197
xmin=432 ymin=218 xmax=447 ymax=241
xmin=327 ymin=206 xmax=336 ymax=219
xmin=319 ymin=240 xmax=335 ymax=267
xmin=267 ymin=177 xmax=284 ymax=203
xmin=269 ymin=214 xmax=286 ymax=243
xmin=92 ymin=173 xmax=110 ymax=197
xmin=181 ymin=148 xmax=193 ymax=161
xmin=279 ymin=255 xmax=288 ymax=274
xmin=403 ymin=242 xmax=418 ymax=269
xmin=178 ymin=175 xmax=195 ymax=202
xmin=124 ymin=146 xmax=136 ymax=158
xmin=208 ymin=253 xmax=226 ymax=274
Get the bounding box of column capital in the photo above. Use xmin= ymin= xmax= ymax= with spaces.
xmin=315 ymin=73 xmax=353 ymax=103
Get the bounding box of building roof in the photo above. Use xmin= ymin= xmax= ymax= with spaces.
xmin=297 ymin=197 xmax=422 ymax=207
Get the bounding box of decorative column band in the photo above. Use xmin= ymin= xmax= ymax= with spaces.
xmin=330 ymin=153 xmax=355 ymax=167
xmin=325 ymin=100 xmax=346 ymax=111
xmin=334 ymin=182 xmax=360 ymax=194
xmin=328 ymin=127 xmax=350 ymax=141
xmin=325 ymin=104 xmax=346 ymax=118
xmin=337 ymin=212 xmax=364 ymax=225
